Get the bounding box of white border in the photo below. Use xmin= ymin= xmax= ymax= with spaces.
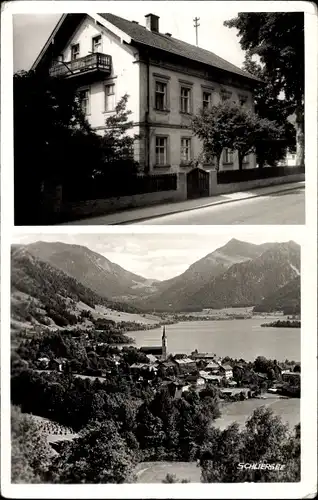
xmin=1 ymin=1 xmax=318 ymax=498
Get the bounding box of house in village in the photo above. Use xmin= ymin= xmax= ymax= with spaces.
xmin=282 ymin=371 xmax=301 ymax=385
xmin=205 ymin=360 xmax=221 ymax=373
xmin=184 ymin=374 xmax=206 ymax=389
xmin=199 ymin=371 xmax=223 ymax=386
xmin=130 ymin=362 xmax=158 ymax=375
xmin=172 ymin=357 xmax=197 ymax=374
xmin=37 ymin=357 xmax=50 ymax=369
xmin=162 ymin=378 xmax=189 ymax=399
xmin=159 ymin=359 xmax=176 ymax=374
xmin=32 ymin=12 xmax=259 ymax=173
xmin=191 ymin=351 xmax=216 ymax=361
xmin=50 ymin=358 xmax=67 ymax=372
xmin=218 ymin=364 xmax=233 ymax=380
xmin=220 ymin=387 xmax=250 ymax=400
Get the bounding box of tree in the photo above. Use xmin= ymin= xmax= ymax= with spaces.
xmin=191 ymin=102 xmax=237 ymax=169
xmin=243 ymin=55 xmax=296 ymax=167
xmin=229 ymin=109 xmax=283 ymax=170
xmin=11 ymin=405 xmax=53 ymax=483
xmin=95 ymin=94 xmax=140 ymax=180
xmin=192 ymin=101 xmax=281 ymax=170
xmin=224 ymin=13 xmax=304 ymax=164
xmin=13 ymin=70 xmax=99 ymax=224
xmin=49 ymin=420 xmax=137 ymax=483
xmin=200 ymin=407 xmax=300 ymax=482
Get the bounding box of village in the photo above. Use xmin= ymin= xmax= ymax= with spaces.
xmin=34 ymin=326 xmax=301 ymax=402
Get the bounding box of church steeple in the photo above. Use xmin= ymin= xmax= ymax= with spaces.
xmin=162 ymin=326 xmax=167 ymax=360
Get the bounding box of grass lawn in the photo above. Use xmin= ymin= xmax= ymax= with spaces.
xmin=135 ymin=461 xmax=201 ymax=483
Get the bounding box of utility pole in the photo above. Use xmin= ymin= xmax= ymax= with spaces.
xmin=193 ymin=17 xmax=200 ymax=46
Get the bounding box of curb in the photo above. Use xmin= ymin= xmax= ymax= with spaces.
xmin=112 ymin=183 xmax=304 ymax=225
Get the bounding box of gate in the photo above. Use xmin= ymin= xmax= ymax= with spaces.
xmin=187 ymin=167 xmax=210 ymax=199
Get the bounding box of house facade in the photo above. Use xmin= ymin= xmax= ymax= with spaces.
xmin=33 ymin=12 xmax=259 ymax=173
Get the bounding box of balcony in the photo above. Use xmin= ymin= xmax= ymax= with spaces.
xmin=49 ymin=53 xmax=111 ymax=79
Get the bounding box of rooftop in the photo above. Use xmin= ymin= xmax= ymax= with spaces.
xmin=146 ymin=354 xmax=159 ymax=364
xmin=221 ymin=364 xmax=233 ymax=371
xmin=205 ymin=361 xmax=220 ymax=369
xmin=33 ymin=12 xmax=260 ymax=84
xmin=192 ymin=352 xmax=216 ymax=359
xmin=173 ymin=357 xmax=196 ymax=365
xmin=100 ymin=13 xmax=259 ymax=83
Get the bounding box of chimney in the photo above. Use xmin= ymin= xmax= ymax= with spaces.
xmin=132 ymin=20 xmax=139 ymax=24
xmin=165 ymin=33 xmax=172 ymax=37
xmin=145 ymin=13 xmax=159 ymax=33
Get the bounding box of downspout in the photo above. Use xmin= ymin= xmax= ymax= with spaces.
xmin=145 ymin=52 xmax=150 ymax=174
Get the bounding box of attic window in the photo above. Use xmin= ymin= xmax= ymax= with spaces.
xmin=71 ymin=43 xmax=79 ymax=60
xmin=92 ymin=35 xmax=102 ymax=53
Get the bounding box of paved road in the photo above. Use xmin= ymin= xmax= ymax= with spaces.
xmin=136 ymin=187 xmax=305 ymax=225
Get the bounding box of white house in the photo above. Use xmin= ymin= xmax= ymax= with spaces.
xmin=32 ymin=12 xmax=259 ymax=173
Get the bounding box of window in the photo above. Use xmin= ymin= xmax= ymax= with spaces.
xmin=105 ymin=83 xmax=115 ymax=112
xmin=239 ymin=95 xmax=248 ymax=106
xmin=223 ymin=148 xmax=233 ymax=164
xmin=155 ymin=81 xmax=167 ymax=111
xmin=155 ymin=137 xmax=168 ymax=165
xmin=243 ymin=154 xmax=249 ymax=163
xmin=92 ymin=35 xmax=102 ymax=53
xmin=71 ymin=43 xmax=80 ymax=60
xmin=202 ymin=91 xmax=212 ymax=110
xmin=180 ymin=87 xmax=191 ymax=113
xmin=181 ymin=138 xmax=191 ymax=163
xmin=220 ymin=90 xmax=232 ymax=102
xmin=78 ymin=89 xmax=90 ymax=115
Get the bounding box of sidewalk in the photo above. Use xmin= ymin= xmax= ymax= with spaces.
xmin=62 ymin=181 xmax=305 ymax=225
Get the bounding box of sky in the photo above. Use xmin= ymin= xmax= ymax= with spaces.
xmin=12 ymin=232 xmax=301 ymax=280
xmin=12 ymin=2 xmax=246 ymax=72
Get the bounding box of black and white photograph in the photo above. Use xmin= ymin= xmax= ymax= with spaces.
xmin=1 ymin=1 xmax=317 ymax=498
xmin=10 ymin=233 xmax=301 ymax=484
xmin=11 ymin=3 xmax=305 ymax=225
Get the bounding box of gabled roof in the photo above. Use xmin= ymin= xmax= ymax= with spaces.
xmin=221 ymin=364 xmax=233 ymax=371
xmin=32 ymin=12 xmax=259 ymax=84
xmin=100 ymin=13 xmax=259 ymax=83
xmin=146 ymin=354 xmax=159 ymax=364
xmin=192 ymin=352 xmax=215 ymax=359
xmin=173 ymin=357 xmax=196 ymax=365
xmin=206 ymin=361 xmax=220 ymax=369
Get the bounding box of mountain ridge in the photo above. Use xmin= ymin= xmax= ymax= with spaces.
xmin=16 ymin=239 xmax=300 ymax=314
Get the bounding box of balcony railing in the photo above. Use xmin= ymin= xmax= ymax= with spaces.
xmin=49 ymin=53 xmax=111 ymax=78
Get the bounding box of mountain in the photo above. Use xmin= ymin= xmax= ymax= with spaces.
xmin=11 ymin=245 xmax=139 ymax=330
xmin=254 ymin=276 xmax=301 ymax=315
xmin=134 ymin=241 xmax=300 ymax=311
xmin=18 ymin=239 xmax=301 ymax=314
xmin=133 ymin=239 xmax=273 ymax=308
xmin=26 ymin=241 xmax=159 ymax=300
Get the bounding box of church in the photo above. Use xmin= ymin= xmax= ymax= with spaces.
xmin=140 ymin=326 xmax=167 ymax=361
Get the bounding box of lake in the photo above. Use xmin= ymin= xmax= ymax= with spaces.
xmin=215 ymin=395 xmax=300 ymax=431
xmin=130 ymin=318 xmax=300 ymax=362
